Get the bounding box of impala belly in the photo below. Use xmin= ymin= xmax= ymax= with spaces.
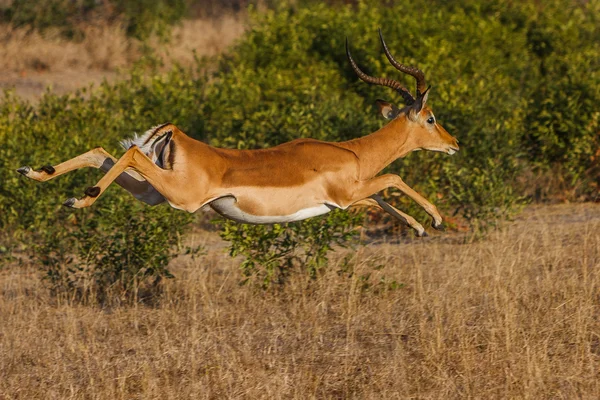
xmin=208 ymin=181 xmax=342 ymax=224
xmin=210 ymin=196 xmax=336 ymax=224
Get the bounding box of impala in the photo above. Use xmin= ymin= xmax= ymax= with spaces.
xmin=17 ymin=30 xmax=458 ymax=237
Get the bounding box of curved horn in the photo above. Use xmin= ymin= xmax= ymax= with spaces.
xmin=346 ymin=37 xmax=416 ymax=105
xmin=378 ymin=29 xmax=427 ymax=97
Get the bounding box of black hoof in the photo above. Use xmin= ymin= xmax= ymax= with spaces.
xmin=39 ymin=165 xmax=55 ymax=174
xmin=84 ymin=186 xmax=101 ymax=198
xmin=432 ymin=221 xmax=445 ymax=231
xmin=63 ymin=198 xmax=76 ymax=208
xmin=16 ymin=166 xmax=31 ymax=175
xmin=420 ymin=231 xmax=429 ymax=238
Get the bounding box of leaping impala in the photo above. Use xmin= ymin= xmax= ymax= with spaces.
xmin=17 ymin=30 xmax=458 ymax=237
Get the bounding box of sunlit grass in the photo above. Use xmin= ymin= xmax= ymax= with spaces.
xmin=1 ymin=203 xmax=599 ymax=398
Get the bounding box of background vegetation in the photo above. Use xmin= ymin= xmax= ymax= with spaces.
xmin=0 ymin=0 xmax=598 ymax=292
xmin=0 ymin=1 xmax=599 ymax=398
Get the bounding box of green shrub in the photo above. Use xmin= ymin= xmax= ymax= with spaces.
xmin=219 ymin=209 xmax=362 ymax=288
xmin=0 ymin=66 xmax=205 ymax=298
xmin=35 ymin=199 xmax=193 ymax=304
xmin=1 ymin=0 xmax=598 ymax=288
xmin=523 ymin=2 xmax=600 ymax=197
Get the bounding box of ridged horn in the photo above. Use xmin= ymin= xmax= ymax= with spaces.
xmin=378 ymin=29 xmax=427 ymax=97
xmin=346 ymin=37 xmax=416 ymax=105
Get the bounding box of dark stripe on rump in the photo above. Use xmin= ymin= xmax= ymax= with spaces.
xmin=167 ymin=139 xmax=176 ymax=169
xmin=150 ymin=130 xmax=171 ymax=150
xmin=143 ymin=122 xmax=172 ymax=145
xmin=156 ymin=131 xmax=173 ymax=169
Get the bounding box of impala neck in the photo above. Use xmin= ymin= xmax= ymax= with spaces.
xmin=346 ymin=114 xmax=418 ymax=180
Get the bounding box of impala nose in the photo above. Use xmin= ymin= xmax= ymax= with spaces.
xmin=451 ymin=138 xmax=459 ymax=152
xmin=448 ymin=140 xmax=459 ymax=155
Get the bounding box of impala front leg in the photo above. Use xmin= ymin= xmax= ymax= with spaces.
xmin=355 ymin=174 xmax=444 ymax=230
xmin=351 ymin=196 xmax=427 ymax=236
xmin=64 ymin=146 xmax=171 ymax=209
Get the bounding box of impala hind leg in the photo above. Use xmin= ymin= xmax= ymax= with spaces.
xmin=352 ymin=196 xmax=426 ymax=237
xmin=352 ymin=174 xmax=444 ymax=230
xmin=64 ymin=146 xmax=173 ymax=209
xmin=17 ymin=147 xmax=120 ymax=182
xmin=17 ymin=147 xmax=165 ymax=206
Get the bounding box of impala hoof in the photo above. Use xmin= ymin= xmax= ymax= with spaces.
xmin=63 ymin=198 xmax=77 ymax=208
xmin=39 ymin=165 xmax=55 ymax=174
xmin=419 ymin=231 xmax=429 ymax=238
xmin=432 ymin=221 xmax=445 ymax=231
xmin=16 ymin=166 xmax=31 ymax=176
xmin=84 ymin=186 xmax=101 ymax=198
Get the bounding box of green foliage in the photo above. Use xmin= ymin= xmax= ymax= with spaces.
xmin=445 ymin=159 xmax=527 ymax=235
xmin=0 ymin=65 xmax=205 ymax=298
xmin=518 ymin=0 xmax=600 ymax=198
xmin=36 ymin=199 xmax=193 ymax=304
xmin=0 ymin=0 xmax=92 ymax=36
xmin=1 ymin=0 xmax=598 ymax=288
xmin=0 ymin=0 xmax=187 ymax=40
xmin=218 ymin=209 xmax=361 ymax=288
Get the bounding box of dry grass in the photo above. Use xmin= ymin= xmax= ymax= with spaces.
xmin=1 ymin=203 xmax=600 ymax=399
xmin=0 ymin=24 xmax=130 ymax=72
xmin=0 ymin=15 xmax=246 ymax=102
xmin=152 ymin=16 xmax=247 ymax=66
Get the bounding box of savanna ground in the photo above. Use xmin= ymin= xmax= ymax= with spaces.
xmin=1 ymin=203 xmax=599 ymax=399
xmin=1 ymin=1 xmax=599 ymax=398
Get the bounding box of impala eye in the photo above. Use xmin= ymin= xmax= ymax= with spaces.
xmin=427 ymin=117 xmax=435 ymax=124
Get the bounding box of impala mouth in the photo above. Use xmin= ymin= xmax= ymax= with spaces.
xmin=447 ymin=147 xmax=459 ymax=155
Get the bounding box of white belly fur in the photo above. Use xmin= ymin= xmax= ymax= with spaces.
xmin=210 ymin=196 xmax=335 ymax=224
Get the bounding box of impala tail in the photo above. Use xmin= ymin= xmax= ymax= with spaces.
xmin=121 ymin=123 xmax=177 ymax=169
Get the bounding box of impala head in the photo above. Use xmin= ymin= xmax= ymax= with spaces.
xmin=346 ymin=30 xmax=459 ymax=155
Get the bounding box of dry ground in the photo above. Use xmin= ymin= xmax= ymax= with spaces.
xmin=0 ymin=16 xmax=246 ymax=102
xmin=1 ymin=203 xmax=599 ymax=399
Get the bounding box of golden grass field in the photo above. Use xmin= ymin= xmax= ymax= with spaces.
xmin=1 ymin=203 xmax=599 ymax=399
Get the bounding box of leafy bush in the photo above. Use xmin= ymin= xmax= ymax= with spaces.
xmin=36 ymin=199 xmax=193 ymax=304
xmin=219 ymin=209 xmax=361 ymax=288
xmin=1 ymin=0 xmax=598 ymax=288
xmin=523 ymin=2 xmax=600 ymax=198
xmin=0 ymin=66 xmax=206 ymax=298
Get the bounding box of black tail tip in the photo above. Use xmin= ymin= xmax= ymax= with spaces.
xmin=16 ymin=166 xmax=30 ymax=175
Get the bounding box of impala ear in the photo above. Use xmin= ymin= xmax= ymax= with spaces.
xmin=409 ymin=86 xmax=431 ymax=121
xmin=375 ymin=99 xmax=400 ymax=120
xmin=414 ymin=86 xmax=431 ymax=112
